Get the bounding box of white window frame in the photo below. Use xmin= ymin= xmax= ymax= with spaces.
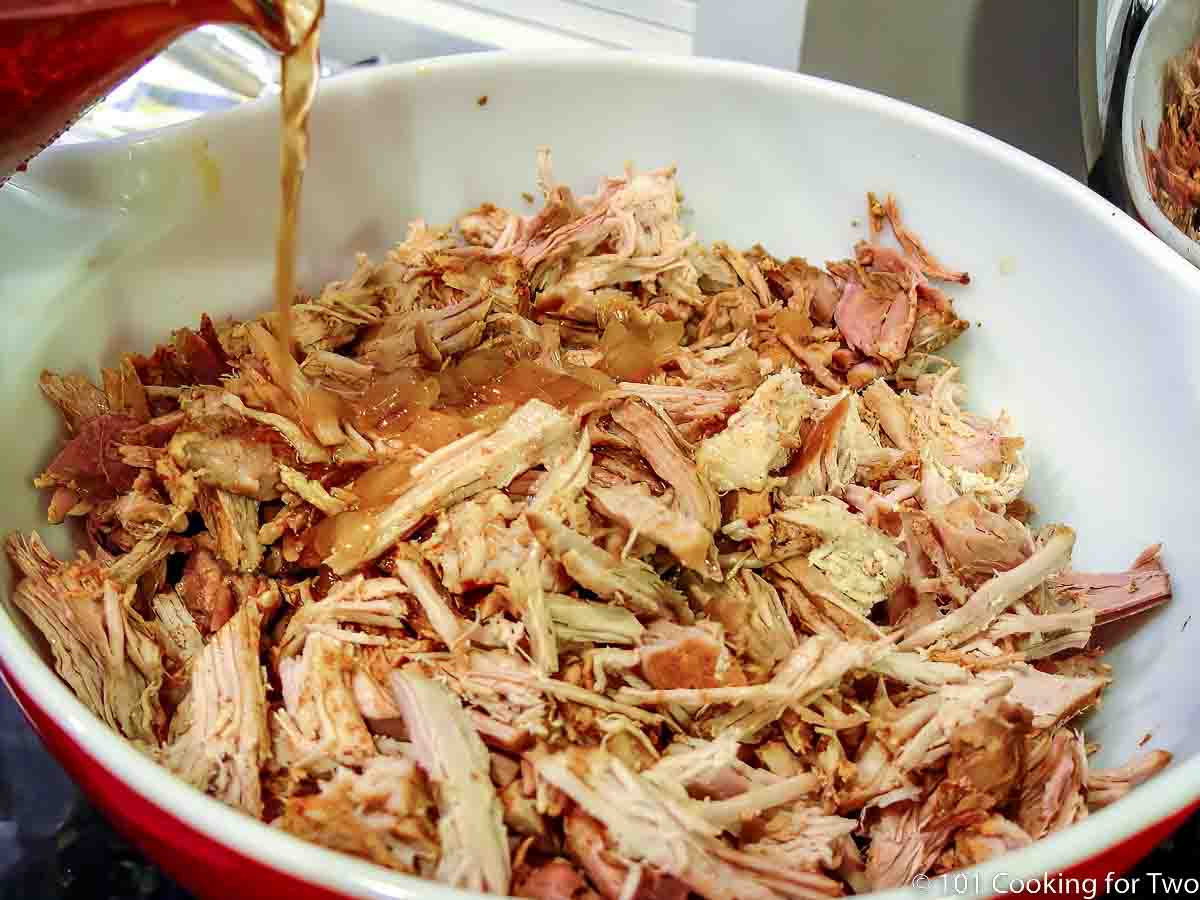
xmin=328 ymin=0 xmax=808 ymax=68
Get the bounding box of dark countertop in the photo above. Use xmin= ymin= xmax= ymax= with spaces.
xmin=0 ymin=686 xmax=187 ymax=900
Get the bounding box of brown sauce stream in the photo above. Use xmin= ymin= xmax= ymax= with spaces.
xmin=268 ymin=4 xmax=347 ymax=441
xmin=274 ymin=19 xmax=320 ymax=360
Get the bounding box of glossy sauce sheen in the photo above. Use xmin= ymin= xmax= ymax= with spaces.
xmin=319 ymin=313 xmax=685 ymax=558
xmin=352 ymin=355 xmax=610 ymax=451
xmin=596 ymin=317 xmax=684 ymax=381
xmin=313 ymin=352 xmax=615 ymax=562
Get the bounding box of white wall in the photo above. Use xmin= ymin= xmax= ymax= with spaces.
xmin=319 ymin=0 xmax=1090 ymax=181
xmin=799 ymin=0 xmax=1087 ymax=180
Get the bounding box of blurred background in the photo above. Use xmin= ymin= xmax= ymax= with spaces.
xmin=64 ymin=0 xmax=1133 ymax=183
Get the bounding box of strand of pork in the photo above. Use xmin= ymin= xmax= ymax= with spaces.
xmin=11 ymin=151 xmax=1174 ymax=897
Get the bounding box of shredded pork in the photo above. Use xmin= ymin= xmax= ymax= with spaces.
xmin=1142 ymin=39 xmax=1200 ymax=240
xmin=8 ymin=152 xmax=1173 ymax=896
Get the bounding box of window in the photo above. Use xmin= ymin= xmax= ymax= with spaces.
xmin=328 ymin=0 xmax=807 ymax=68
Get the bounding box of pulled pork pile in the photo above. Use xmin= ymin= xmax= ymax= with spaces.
xmin=10 ymin=153 xmax=1174 ymax=896
xmin=1143 ymin=39 xmax=1200 ymax=239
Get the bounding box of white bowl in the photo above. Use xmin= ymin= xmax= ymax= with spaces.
xmin=1122 ymin=0 xmax=1200 ymax=267
xmin=1 ymin=50 xmax=1199 ymax=900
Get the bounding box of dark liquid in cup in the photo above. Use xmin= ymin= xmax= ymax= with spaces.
xmin=0 ymin=0 xmax=324 ymax=409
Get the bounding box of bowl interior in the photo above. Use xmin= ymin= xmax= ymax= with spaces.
xmin=2 ymin=51 xmax=1200 ymax=898
xmin=1122 ymin=0 xmax=1200 ymax=266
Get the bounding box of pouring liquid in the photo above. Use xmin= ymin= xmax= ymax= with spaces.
xmin=274 ymin=24 xmax=320 ymax=361
xmin=268 ymin=15 xmax=348 ymax=442
xmin=0 ymin=0 xmax=322 ymax=179
xmin=2 ymin=0 xmax=336 ymax=440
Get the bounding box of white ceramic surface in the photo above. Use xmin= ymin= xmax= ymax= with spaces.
xmin=1122 ymin=0 xmax=1200 ymax=267
xmin=1 ymin=50 xmax=1199 ymax=899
